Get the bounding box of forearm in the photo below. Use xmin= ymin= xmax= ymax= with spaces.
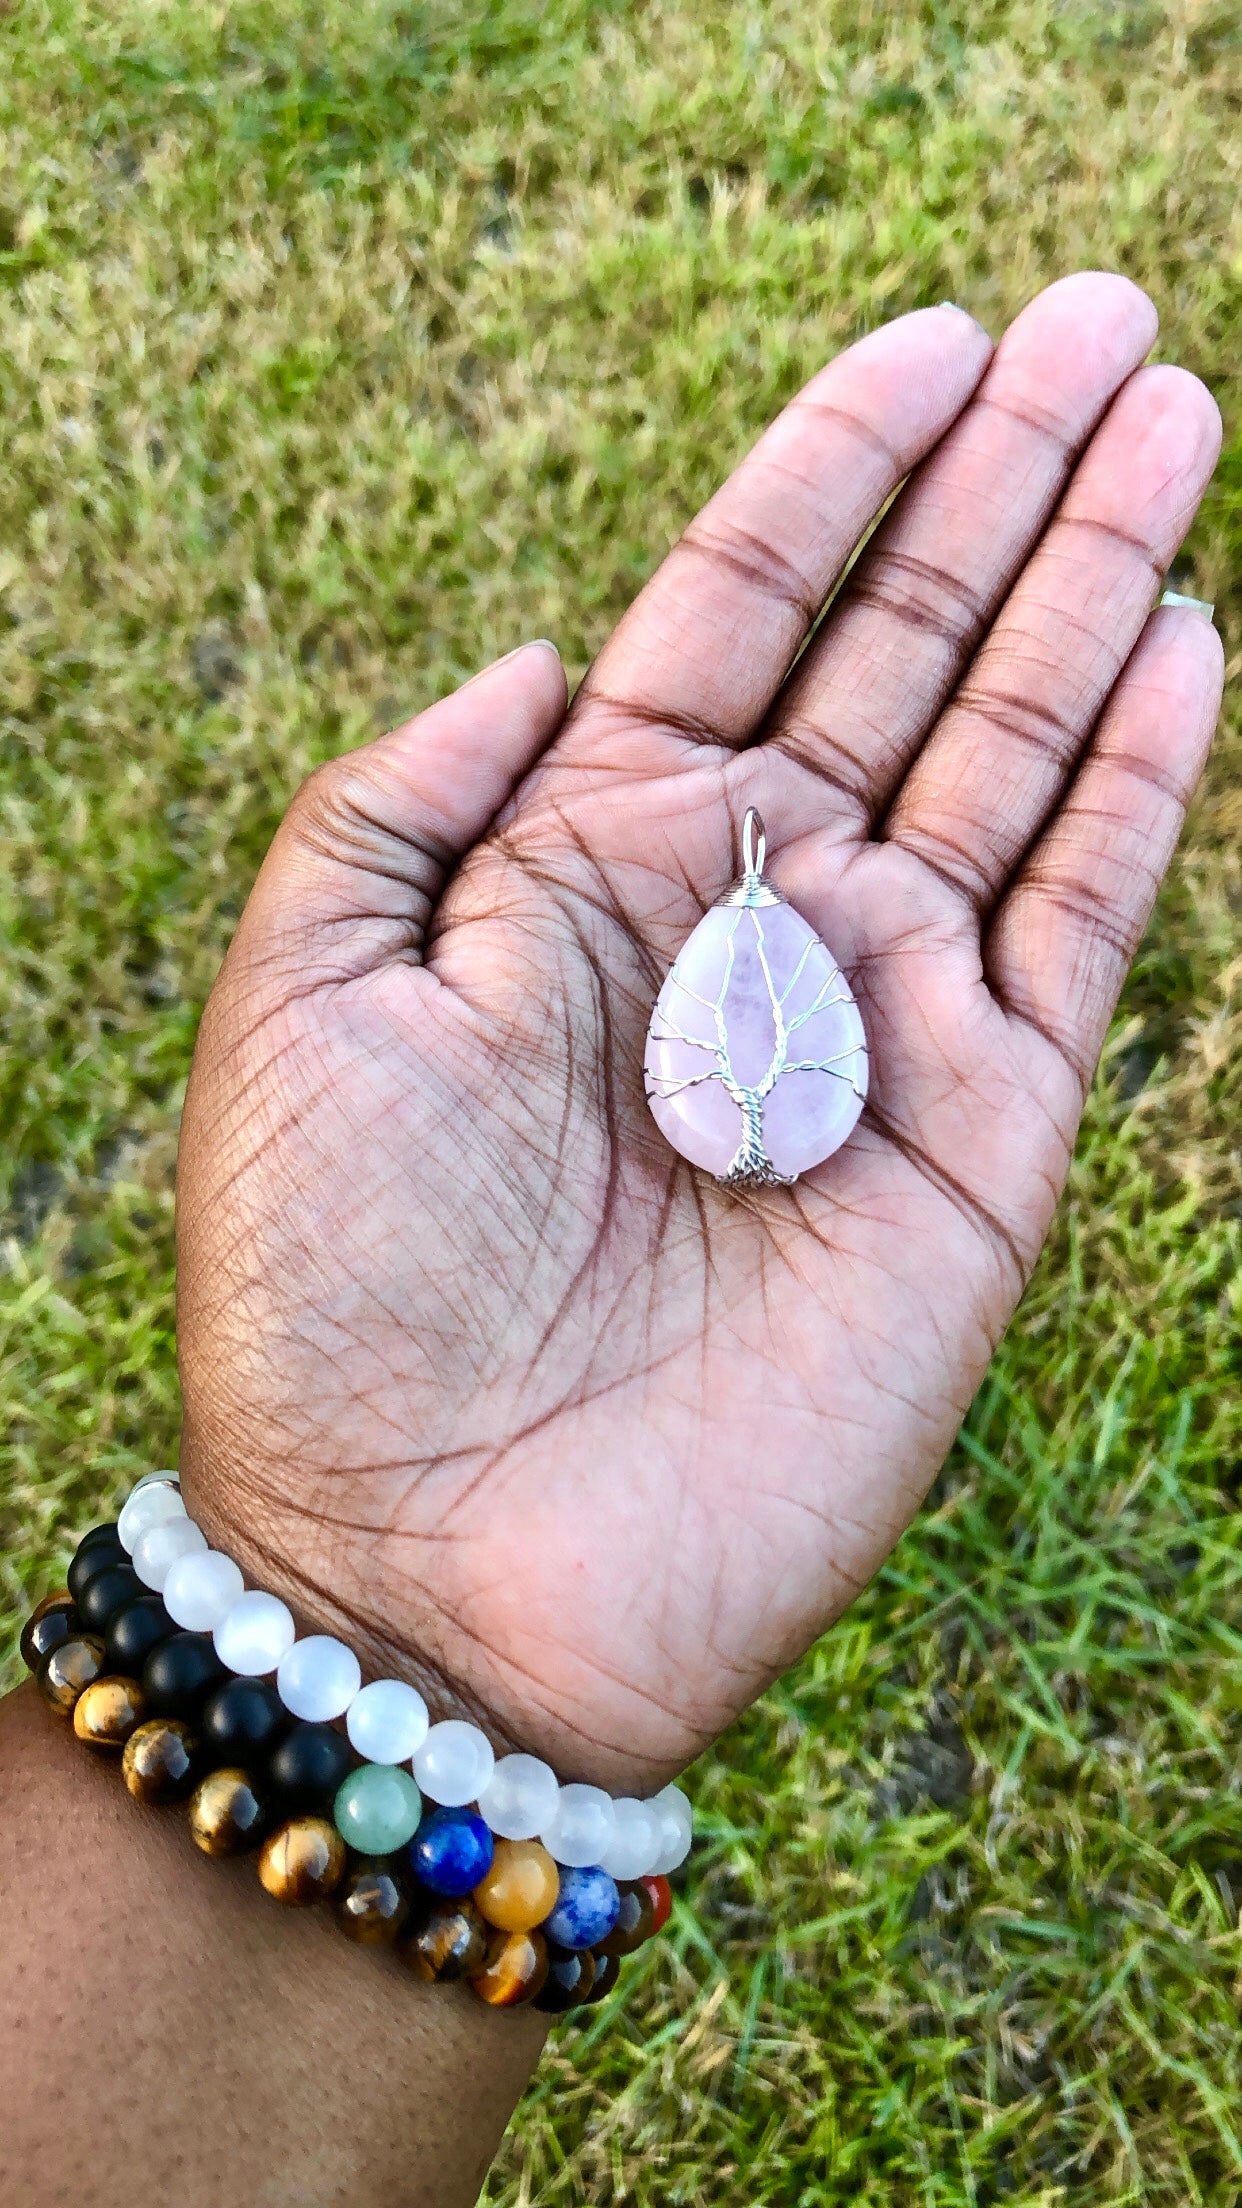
xmin=0 ymin=1683 xmax=544 ymax=2208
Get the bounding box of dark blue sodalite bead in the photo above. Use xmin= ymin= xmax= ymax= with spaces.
xmin=409 ymin=1808 xmax=495 ymax=1898
xmin=541 ymin=1863 xmax=620 ymax=1951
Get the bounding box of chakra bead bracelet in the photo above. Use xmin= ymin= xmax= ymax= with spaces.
xmin=20 ymin=1477 xmax=689 ymax=2017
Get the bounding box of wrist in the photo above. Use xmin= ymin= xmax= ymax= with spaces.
xmin=0 ymin=1686 xmax=545 ymax=2208
xmin=21 ymin=1482 xmax=690 ymax=2047
xmin=178 ymin=1434 xmax=684 ymax=1802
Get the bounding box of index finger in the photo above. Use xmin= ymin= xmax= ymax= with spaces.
xmin=561 ymin=306 xmax=994 ymax=764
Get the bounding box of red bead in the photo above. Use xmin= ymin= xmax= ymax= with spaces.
xmin=637 ymin=1873 xmax=672 ymax=1933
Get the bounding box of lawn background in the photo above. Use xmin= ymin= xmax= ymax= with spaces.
xmin=2 ymin=2 xmax=1241 ymax=2200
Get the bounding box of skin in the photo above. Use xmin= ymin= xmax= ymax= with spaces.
xmin=0 ymin=274 xmax=1224 ymax=2207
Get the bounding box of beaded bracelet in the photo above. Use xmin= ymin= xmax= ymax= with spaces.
xmin=19 ymin=1473 xmax=689 ymax=2016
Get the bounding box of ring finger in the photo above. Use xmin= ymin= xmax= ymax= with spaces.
xmin=880 ymin=361 xmax=1221 ymax=910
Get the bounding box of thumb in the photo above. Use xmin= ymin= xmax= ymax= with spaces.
xmin=230 ymin=638 xmax=567 ymax=974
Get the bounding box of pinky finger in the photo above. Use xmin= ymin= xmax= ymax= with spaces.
xmin=986 ymin=602 xmax=1225 ymax=1088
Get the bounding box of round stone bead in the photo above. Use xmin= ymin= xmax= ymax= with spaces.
xmin=67 ymin=1531 xmax=127 ymax=1604
xmin=27 ymin=1587 xmax=74 ymax=1624
xmin=200 ymin=1677 xmax=289 ymax=1764
xmin=402 ymin=1898 xmax=488 ymax=1983
xmin=37 ymin=1635 xmax=106 ymax=1716
xmin=268 ymin=1720 xmax=353 ymax=1814
xmin=472 ymin=1838 xmax=560 ymax=1933
xmin=541 ymin=1863 xmax=621 ymax=1951
xmin=189 ymin=1767 xmax=268 ymax=1856
xmin=334 ymin=1764 xmax=422 ymax=1855
xmin=129 ymin=1470 xmax=180 ymax=1493
xmin=636 ymin=1873 xmax=672 ymax=1934
xmin=336 ymin=1863 xmax=412 ymax=1946
xmin=163 ymin=1551 xmax=244 ymax=1634
xmin=276 ymin=1634 xmax=361 ymax=1723
xmin=76 ymin=1522 xmax=125 ymax=1554
xmin=468 ymin=1927 xmax=549 ymax=2008
xmin=77 ymin=1563 xmax=144 ymax=1636
xmin=73 ymin=1674 xmax=146 ymax=1753
xmin=213 ymin=1590 xmax=296 ymax=1677
xmin=596 ymin=1880 xmax=656 ymax=1958
xmin=141 ymin=1630 xmax=228 ymax=1717
xmin=105 ymin=1594 xmax=175 ymax=1676
xmin=117 ymin=1480 xmax=185 ymax=1555
xmin=648 ymin=1784 xmax=693 ymax=1874
xmin=581 ymin=1948 xmax=622 ymax=2005
xmin=132 ymin=1516 xmax=207 ymax=1592
xmin=534 ymin=1945 xmax=596 ymax=2014
xmin=476 ymin=1753 xmax=560 ymax=1842
xmin=20 ymin=1597 xmax=79 ymax=1673
xmin=410 ymin=1808 xmax=494 ymax=1898
xmin=123 ymin=1717 xmax=199 ymax=1804
xmin=258 ymin=1816 xmax=346 ymax=1905
xmin=413 ymin=1720 xmax=495 ymax=1808
xmin=598 ymin=1797 xmax=662 ymax=1883
xmin=540 ymin=1783 xmax=616 ymax=1869
xmin=345 ymin=1677 xmax=428 ymax=1765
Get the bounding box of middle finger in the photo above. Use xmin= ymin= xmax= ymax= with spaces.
xmin=763 ymin=272 xmax=1158 ymax=829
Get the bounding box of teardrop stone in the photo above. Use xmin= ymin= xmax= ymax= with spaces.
xmin=644 ymin=898 xmax=867 ymax=1185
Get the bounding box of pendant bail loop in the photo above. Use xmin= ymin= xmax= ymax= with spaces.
xmin=741 ymin=807 xmax=766 ymax=885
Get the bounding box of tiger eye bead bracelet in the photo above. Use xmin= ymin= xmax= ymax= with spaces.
xmin=21 ymin=1486 xmax=687 ymax=2017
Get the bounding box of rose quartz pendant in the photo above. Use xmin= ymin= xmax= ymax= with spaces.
xmin=644 ymin=810 xmax=867 ymax=1187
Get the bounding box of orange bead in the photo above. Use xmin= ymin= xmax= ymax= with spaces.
xmin=469 ymin=1927 xmax=549 ymax=2008
xmin=73 ymin=1674 xmax=146 ymax=1752
xmin=473 ymin=1838 xmax=560 ymax=1933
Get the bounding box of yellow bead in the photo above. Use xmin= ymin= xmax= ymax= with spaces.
xmin=473 ymin=1838 xmax=560 ymax=1933
xmin=73 ymin=1675 xmax=146 ymax=1752
xmin=258 ymin=1817 xmax=347 ymax=1905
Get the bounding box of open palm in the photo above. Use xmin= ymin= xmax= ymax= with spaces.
xmin=178 ymin=275 xmax=1223 ymax=1794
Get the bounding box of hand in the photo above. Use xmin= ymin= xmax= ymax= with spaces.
xmin=177 ymin=273 xmax=1222 ymax=1793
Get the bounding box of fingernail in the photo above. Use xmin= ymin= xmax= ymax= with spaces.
xmin=493 ymin=638 xmax=561 ymax=668
xmin=462 ymin=638 xmax=562 ymax=688
xmin=935 ymin=300 xmax=991 ymax=338
xmin=1159 ymin=588 xmax=1215 ymax=620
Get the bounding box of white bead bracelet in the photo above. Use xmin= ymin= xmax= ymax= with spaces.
xmin=117 ymin=1473 xmax=693 ymax=1878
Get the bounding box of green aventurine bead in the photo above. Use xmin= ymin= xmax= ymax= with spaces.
xmin=334 ymin=1762 xmax=422 ymax=1854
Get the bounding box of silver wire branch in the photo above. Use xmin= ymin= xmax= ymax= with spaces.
xmin=646 ymin=903 xmax=867 ymax=1187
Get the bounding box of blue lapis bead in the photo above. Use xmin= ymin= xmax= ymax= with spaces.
xmin=541 ymin=1862 xmax=620 ymax=1951
xmin=410 ymin=1806 xmax=495 ymax=1897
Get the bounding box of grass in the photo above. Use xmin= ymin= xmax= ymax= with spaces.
xmin=2 ymin=0 xmax=1241 ymax=2198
